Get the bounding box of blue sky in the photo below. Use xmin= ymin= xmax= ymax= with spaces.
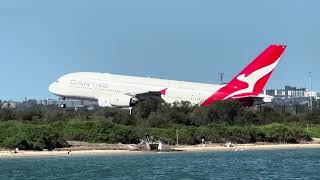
xmin=1 ymin=0 xmax=319 ymax=100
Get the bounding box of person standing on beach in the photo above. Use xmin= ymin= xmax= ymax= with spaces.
xmin=158 ymin=138 xmax=163 ymax=151
xmin=145 ymin=132 xmax=149 ymax=142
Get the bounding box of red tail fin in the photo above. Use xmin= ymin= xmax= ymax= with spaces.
xmin=201 ymin=44 xmax=286 ymax=106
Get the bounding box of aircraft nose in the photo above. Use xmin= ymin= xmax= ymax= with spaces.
xmin=49 ymin=82 xmax=57 ymax=94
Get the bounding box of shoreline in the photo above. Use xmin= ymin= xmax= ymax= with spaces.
xmin=0 ymin=149 xmax=148 ymax=158
xmin=1 ymin=143 xmax=320 ymax=158
xmin=173 ymin=143 xmax=320 ymax=152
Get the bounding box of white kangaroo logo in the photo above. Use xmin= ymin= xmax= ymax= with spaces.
xmin=224 ymin=58 xmax=280 ymax=100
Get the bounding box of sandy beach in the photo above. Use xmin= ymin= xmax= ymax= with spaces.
xmin=1 ymin=142 xmax=320 ymax=158
xmin=173 ymin=143 xmax=320 ymax=152
xmin=0 ymin=149 xmax=149 ymax=158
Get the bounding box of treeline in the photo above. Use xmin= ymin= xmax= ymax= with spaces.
xmin=0 ymin=121 xmax=69 ymax=150
xmin=0 ymin=100 xmax=319 ymax=150
xmin=2 ymin=100 xmax=320 ymax=126
xmin=0 ymin=121 xmax=311 ymax=150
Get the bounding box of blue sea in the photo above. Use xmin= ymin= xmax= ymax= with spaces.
xmin=0 ymin=149 xmax=320 ymax=180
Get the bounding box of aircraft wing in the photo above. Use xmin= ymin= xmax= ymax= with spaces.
xmin=230 ymin=94 xmax=273 ymax=106
xmin=133 ymin=88 xmax=167 ymax=101
xmin=230 ymin=94 xmax=261 ymax=99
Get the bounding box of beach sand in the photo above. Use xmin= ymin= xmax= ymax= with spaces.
xmin=172 ymin=143 xmax=320 ymax=152
xmin=0 ymin=149 xmax=146 ymax=158
xmin=1 ymin=142 xmax=320 ymax=158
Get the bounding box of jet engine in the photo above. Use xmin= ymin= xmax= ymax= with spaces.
xmin=98 ymin=95 xmax=135 ymax=107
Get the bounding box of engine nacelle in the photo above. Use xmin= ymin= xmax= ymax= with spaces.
xmin=98 ymin=96 xmax=111 ymax=107
xmin=98 ymin=95 xmax=134 ymax=107
xmin=259 ymin=94 xmax=274 ymax=103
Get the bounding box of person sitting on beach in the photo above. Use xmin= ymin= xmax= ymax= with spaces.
xmin=225 ymin=141 xmax=233 ymax=147
xmin=202 ymin=139 xmax=206 ymax=147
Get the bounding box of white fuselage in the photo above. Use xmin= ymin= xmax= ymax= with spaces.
xmin=49 ymin=72 xmax=224 ymax=106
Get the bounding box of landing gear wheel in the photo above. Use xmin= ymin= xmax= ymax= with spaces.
xmin=59 ymin=97 xmax=66 ymax=108
xmin=60 ymin=103 xmax=66 ymax=108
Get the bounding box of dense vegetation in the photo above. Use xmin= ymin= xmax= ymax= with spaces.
xmin=0 ymin=100 xmax=319 ymax=150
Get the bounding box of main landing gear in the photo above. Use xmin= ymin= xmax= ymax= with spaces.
xmin=59 ymin=97 xmax=66 ymax=108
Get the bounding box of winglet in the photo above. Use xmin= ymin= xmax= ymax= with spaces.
xmin=160 ymin=88 xmax=168 ymax=96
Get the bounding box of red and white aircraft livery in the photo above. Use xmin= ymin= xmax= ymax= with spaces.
xmin=49 ymin=44 xmax=286 ymax=110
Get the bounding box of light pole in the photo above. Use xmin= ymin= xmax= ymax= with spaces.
xmin=309 ymin=72 xmax=313 ymax=111
xmin=218 ymin=72 xmax=224 ymax=85
xmin=176 ymin=129 xmax=179 ymax=146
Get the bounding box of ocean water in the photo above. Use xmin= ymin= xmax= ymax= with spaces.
xmin=0 ymin=149 xmax=320 ymax=180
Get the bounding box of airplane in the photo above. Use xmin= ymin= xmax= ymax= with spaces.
xmin=49 ymin=44 xmax=286 ymax=113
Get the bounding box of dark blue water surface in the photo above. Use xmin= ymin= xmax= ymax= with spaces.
xmin=0 ymin=149 xmax=320 ymax=180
